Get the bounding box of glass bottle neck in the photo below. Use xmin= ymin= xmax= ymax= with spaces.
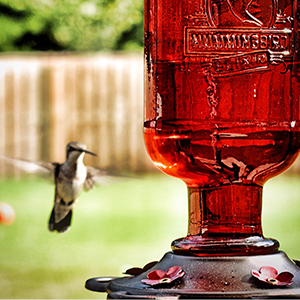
xmin=172 ymin=184 xmax=279 ymax=256
xmin=187 ymin=184 xmax=262 ymax=237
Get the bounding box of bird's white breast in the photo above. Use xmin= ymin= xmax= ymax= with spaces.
xmin=57 ymin=162 xmax=87 ymax=202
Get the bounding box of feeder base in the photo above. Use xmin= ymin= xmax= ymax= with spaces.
xmin=85 ymin=251 xmax=300 ymax=298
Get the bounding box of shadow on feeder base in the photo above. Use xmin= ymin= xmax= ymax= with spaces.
xmin=85 ymin=251 xmax=300 ymax=299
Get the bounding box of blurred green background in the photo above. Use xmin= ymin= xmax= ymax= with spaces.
xmin=0 ymin=0 xmax=143 ymax=52
xmin=0 ymin=172 xmax=300 ymax=298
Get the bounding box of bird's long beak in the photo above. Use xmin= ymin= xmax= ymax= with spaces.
xmin=81 ymin=149 xmax=97 ymax=156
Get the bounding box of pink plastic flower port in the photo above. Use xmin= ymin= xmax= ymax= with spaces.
xmin=141 ymin=266 xmax=185 ymax=286
xmin=252 ymin=266 xmax=293 ymax=286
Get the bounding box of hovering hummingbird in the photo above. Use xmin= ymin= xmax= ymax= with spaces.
xmin=1 ymin=141 xmax=117 ymax=233
xmin=48 ymin=141 xmax=98 ymax=233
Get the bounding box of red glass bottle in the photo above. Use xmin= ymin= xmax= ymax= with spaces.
xmin=144 ymin=0 xmax=300 ymax=255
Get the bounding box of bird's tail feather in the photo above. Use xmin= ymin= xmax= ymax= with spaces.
xmin=48 ymin=208 xmax=72 ymax=233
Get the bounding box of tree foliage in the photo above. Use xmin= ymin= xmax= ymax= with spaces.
xmin=0 ymin=0 xmax=143 ymax=51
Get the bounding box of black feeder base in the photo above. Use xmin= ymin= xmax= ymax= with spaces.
xmin=85 ymin=251 xmax=300 ymax=298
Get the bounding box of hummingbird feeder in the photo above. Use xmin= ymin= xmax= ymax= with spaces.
xmin=85 ymin=0 xmax=300 ymax=298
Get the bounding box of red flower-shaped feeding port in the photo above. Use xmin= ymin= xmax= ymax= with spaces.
xmin=141 ymin=266 xmax=185 ymax=286
xmin=252 ymin=266 xmax=294 ymax=286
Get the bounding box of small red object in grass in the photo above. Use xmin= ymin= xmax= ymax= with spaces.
xmin=141 ymin=266 xmax=185 ymax=286
xmin=252 ymin=266 xmax=293 ymax=286
xmin=0 ymin=203 xmax=15 ymax=225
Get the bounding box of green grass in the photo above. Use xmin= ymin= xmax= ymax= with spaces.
xmin=263 ymin=174 xmax=300 ymax=259
xmin=0 ymin=173 xmax=299 ymax=298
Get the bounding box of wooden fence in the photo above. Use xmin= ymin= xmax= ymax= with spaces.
xmin=0 ymin=52 xmax=156 ymax=175
xmin=0 ymin=52 xmax=299 ymax=176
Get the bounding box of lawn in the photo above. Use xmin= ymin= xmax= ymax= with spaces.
xmin=0 ymin=172 xmax=299 ymax=298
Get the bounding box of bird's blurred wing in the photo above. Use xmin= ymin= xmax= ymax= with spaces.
xmin=0 ymin=155 xmax=56 ymax=175
xmin=84 ymin=166 xmax=125 ymax=190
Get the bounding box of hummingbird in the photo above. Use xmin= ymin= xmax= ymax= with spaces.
xmin=0 ymin=141 xmax=117 ymax=233
xmin=225 ymin=0 xmax=263 ymax=27
xmin=48 ymin=141 xmax=98 ymax=233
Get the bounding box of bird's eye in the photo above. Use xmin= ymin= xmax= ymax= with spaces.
xmin=68 ymin=146 xmax=76 ymax=152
